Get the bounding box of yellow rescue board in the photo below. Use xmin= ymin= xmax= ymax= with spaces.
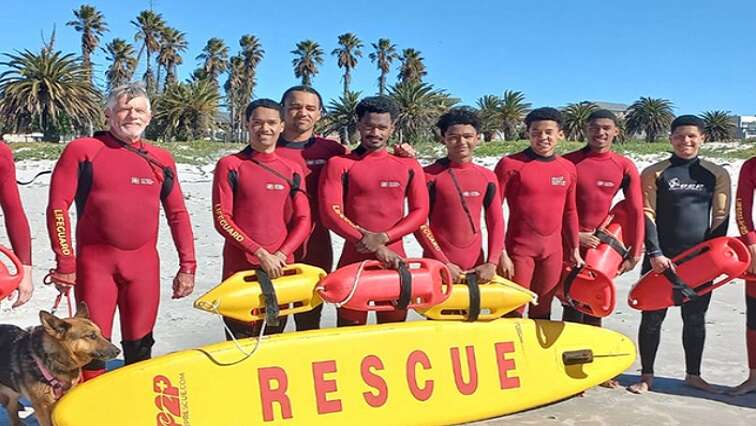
xmin=194 ymin=263 xmax=326 ymax=322
xmin=417 ymin=275 xmax=537 ymax=320
xmin=52 ymin=319 xmax=635 ymax=426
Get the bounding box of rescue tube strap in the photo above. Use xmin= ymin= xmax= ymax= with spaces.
xmin=255 ymin=269 xmax=280 ymax=326
xmin=594 ymin=229 xmax=629 ymax=259
xmin=562 ymin=265 xmax=583 ymax=310
xmin=465 ymin=274 xmax=481 ymax=321
xmin=397 ymin=262 xmax=412 ymax=310
xmin=662 ymin=269 xmax=699 ymax=305
xmin=448 ymin=168 xmax=477 ymax=234
xmin=249 ymin=158 xmax=309 ymax=199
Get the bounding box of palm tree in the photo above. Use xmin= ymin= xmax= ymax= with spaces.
xmin=131 ymin=9 xmax=165 ymax=94
xmin=291 ymin=40 xmax=324 ymax=86
xmin=562 ymin=101 xmax=599 ymax=142
xmin=152 ymin=79 xmax=221 ymax=141
xmin=398 ymin=48 xmax=427 ymax=84
xmin=701 ymin=110 xmax=736 ymax=142
xmin=369 ymin=39 xmax=399 ymax=96
xmin=224 ymin=55 xmax=246 ymax=141
xmin=625 ymin=97 xmax=675 ymax=142
xmin=103 ymin=38 xmax=137 ymax=91
xmin=389 ymin=81 xmax=458 ymax=143
xmin=157 ymin=27 xmax=187 ymax=89
xmin=332 ymin=33 xmax=363 ymax=94
xmin=321 ymin=90 xmax=362 ymax=144
xmin=66 ymin=4 xmax=108 ymax=85
xmin=0 ymin=49 xmax=101 ymax=139
xmin=500 ymin=90 xmax=530 ymax=141
xmin=196 ymin=37 xmax=229 ymax=87
xmin=476 ymin=95 xmax=502 ymax=142
xmin=239 ymin=35 xmax=265 ymax=101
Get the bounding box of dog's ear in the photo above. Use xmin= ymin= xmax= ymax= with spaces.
xmin=40 ymin=310 xmax=71 ymax=338
xmin=75 ymin=302 xmax=90 ymax=319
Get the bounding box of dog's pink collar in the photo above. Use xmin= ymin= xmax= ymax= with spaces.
xmin=32 ymin=354 xmax=71 ymax=400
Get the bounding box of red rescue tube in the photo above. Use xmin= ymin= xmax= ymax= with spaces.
xmin=0 ymin=245 xmax=24 ymax=302
xmin=317 ymin=258 xmax=452 ymax=312
xmin=628 ymin=236 xmax=751 ymax=311
xmin=557 ymin=201 xmax=629 ymax=317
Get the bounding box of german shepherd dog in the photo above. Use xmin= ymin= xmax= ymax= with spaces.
xmin=0 ymin=302 xmax=120 ymax=426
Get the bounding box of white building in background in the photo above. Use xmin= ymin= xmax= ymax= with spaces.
xmin=736 ymin=115 xmax=756 ymax=139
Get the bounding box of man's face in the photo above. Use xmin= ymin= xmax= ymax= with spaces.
xmin=283 ymin=91 xmax=321 ymax=134
xmin=527 ymin=120 xmax=563 ymax=157
xmin=107 ymin=95 xmax=151 ymax=142
xmin=586 ymin=118 xmax=618 ymax=151
xmin=670 ymin=125 xmax=704 ymax=159
xmin=358 ymin=112 xmax=394 ymax=151
xmin=247 ymin=107 xmax=285 ymax=151
xmin=443 ymin=124 xmax=479 ymax=162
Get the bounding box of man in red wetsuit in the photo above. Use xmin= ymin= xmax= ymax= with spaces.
xmin=415 ymin=108 xmax=504 ymax=283
xmin=46 ymin=83 xmax=196 ymax=380
xmin=320 ymin=95 xmax=429 ymax=326
xmin=562 ymin=109 xmax=644 ymax=327
xmin=0 ymin=141 xmax=32 ymax=307
xmin=494 ymin=107 xmax=583 ymax=319
xmin=213 ymin=99 xmax=311 ymax=338
xmin=733 ymin=157 xmax=756 ymax=395
xmin=276 ymin=86 xmax=346 ymax=330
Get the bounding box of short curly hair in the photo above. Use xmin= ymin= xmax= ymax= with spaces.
xmin=436 ymin=107 xmax=481 ymax=136
xmin=524 ymin=107 xmax=562 ymax=129
xmin=245 ymin=98 xmax=283 ymax=122
xmin=356 ymin=96 xmax=399 ymax=121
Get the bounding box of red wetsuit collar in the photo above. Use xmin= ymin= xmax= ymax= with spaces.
xmin=523 ymin=147 xmax=556 ymax=162
xmin=581 ymin=145 xmax=612 ymax=159
xmin=241 ymin=145 xmax=278 ymax=162
xmin=94 ymin=131 xmax=144 ymax=149
xmin=448 ymin=158 xmax=474 ymax=169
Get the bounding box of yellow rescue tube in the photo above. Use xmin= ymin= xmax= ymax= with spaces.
xmin=417 ymin=275 xmax=536 ymax=320
xmin=52 ymin=319 xmax=635 ymax=426
xmin=194 ymin=263 xmax=326 ymax=322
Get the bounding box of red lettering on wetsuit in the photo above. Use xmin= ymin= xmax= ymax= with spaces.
xmin=0 ymin=142 xmax=31 ymax=265
xmin=258 ymin=367 xmax=293 ymax=422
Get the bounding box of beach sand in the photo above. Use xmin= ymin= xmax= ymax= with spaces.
xmin=0 ymin=156 xmax=754 ymax=425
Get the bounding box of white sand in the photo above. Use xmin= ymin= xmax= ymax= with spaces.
xmin=0 ymin=153 xmax=754 ymax=425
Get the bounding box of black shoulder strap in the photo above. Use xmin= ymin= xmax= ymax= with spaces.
xmin=448 ymin=168 xmax=477 ymax=234
xmin=116 ymin=140 xmax=174 ymax=201
xmin=249 ymin=157 xmax=309 ymax=199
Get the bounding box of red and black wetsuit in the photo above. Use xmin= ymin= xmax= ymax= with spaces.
xmin=494 ymin=148 xmax=579 ymax=319
xmin=212 ymin=147 xmax=311 ymax=337
xmin=276 ymin=136 xmax=346 ymax=330
xmin=415 ymin=158 xmax=504 ymax=270
xmin=639 ymin=155 xmax=730 ymax=376
xmin=319 ymin=146 xmax=429 ymax=326
xmin=47 ymin=131 xmax=196 ymax=373
xmin=0 ymin=142 xmax=31 ymax=266
xmin=735 ymin=157 xmax=756 ymax=370
xmin=562 ymin=146 xmax=644 ymax=325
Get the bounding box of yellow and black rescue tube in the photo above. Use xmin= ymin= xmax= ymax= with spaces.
xmin=194 ymin=263 xmax=326 ymax=322
xmin=417 ymin=274 xmax=536 ymax=321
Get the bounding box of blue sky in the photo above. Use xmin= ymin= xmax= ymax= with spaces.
xmin=1 ymin=0 xmax=755 ymax=114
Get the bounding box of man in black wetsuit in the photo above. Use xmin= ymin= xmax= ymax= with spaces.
xmin=627 ymin=115 xmax=730 ymax=394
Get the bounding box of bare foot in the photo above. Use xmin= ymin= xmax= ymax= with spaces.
xmin=600 ymin=378 xmax=620 ymax=389
xmin=627 ymin=374 xmax=653 ymax=394
xmin=729 ymin=372 xmax=756 ymax=396
xmin=685 ymin=374 xmax=723 ymax=393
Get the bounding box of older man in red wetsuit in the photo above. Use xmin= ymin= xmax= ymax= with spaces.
xmin=734 ymin=156 xmax=756 ymax=395
xmin=495 ymin=107 xmax=583 ymax=319
xmin=275 ymin=86 xmax=346 ymax=330
xmin=47 ymin=83 xmax=196 ymax=380
xmin=213 ymin=99 xmax=311 ymax=338
xmin=0 ymin=141 xmax=32 ymax=307
xmin=415 ymin=108 xmax=504 ymax=283
xmin=320 ymin=96 xmax=429 ymax=326
xmin=561 ymin=109 xmax=644 ymax=327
